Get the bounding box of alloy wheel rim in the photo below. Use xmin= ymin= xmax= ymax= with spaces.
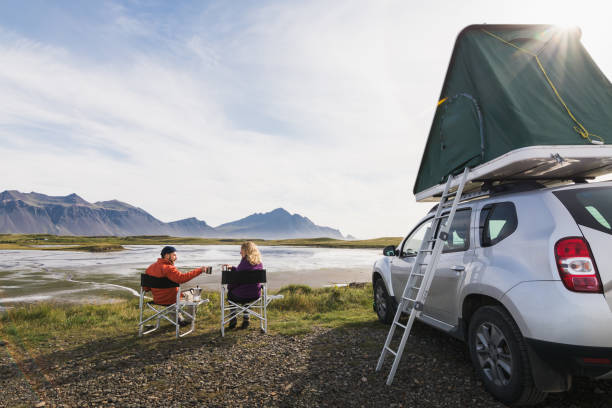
xmin=474 ymin=322 xmax=513 ymax=386
xmin=375 ymin=285 xmax=387 ymax=316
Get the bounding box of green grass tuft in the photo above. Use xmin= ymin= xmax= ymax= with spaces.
xmin=277 ymin=284 xmax=313 ymax=295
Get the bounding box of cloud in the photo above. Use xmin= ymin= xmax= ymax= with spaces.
xmin=0 ymin=3 xmax=432 ymax=238
xmin=0 ymin=0 xmax=610 ymax=238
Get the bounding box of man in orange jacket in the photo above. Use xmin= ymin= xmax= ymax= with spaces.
xmin=145 ymin=246 xmax=211 ymax=324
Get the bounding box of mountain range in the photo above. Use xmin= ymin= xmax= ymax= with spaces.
xmin=0 ymin=190 xmax=345 ymax=239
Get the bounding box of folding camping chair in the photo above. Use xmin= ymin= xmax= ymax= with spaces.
xmin=220 ymin=268 xmax=283 ymax=336
xmin=138 ymin=273 xmax=209 ymax=338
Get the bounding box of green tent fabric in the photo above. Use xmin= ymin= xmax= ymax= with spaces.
xmin=413 ymin=24 xmax=612 ymax=196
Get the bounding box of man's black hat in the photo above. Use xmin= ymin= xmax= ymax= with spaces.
xmin=161 ymin=246 xmax=176 ymax=257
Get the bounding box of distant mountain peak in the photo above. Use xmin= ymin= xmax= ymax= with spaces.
xmin=215 ymin=207 xmax=344 ymax=239
xmin=0 ymin=190 xmax=347 ymax=239
xmin=168 ymin=216 xmax=209 ymax=225
xmin=64 ymin=193 xmax=88 ymax=205
xmin=270 ymin=207 xmax=290 ymax=215
xmin=1 ymin=191 xmax=91 ymax=207
xmin=95 ymin=199 xmax=139 ymax=211
xmin=0 ymin=190 xmax=22 ymax=201
xmin=167 ymin=217 xmax=213 ymax=232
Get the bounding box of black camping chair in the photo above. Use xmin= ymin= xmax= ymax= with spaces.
xmin=220 ymin=269 xmax=283 ymax=336
xmin=138 ymin=273 xmax=209 ymax=338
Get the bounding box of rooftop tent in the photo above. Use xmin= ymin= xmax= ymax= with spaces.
xmin=413 ymin=24 xmax=612 ymax=200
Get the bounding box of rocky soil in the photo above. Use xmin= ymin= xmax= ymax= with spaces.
xmin=1 ymin=322 xmax=611 ymax=407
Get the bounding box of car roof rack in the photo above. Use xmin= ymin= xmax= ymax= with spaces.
xmin=428 ymin=179 xmax=579 ymax=213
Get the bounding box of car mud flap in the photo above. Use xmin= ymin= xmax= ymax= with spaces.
xmin=449 ymin=318 xmax=467 ymax=342
xmin=526 ymin=343 xmax=572 ymax=392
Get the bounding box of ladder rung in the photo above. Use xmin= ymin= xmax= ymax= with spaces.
xmin=411 ymin=286 xmax=421 ymax=291
xmin=394 ymin=321 xmax=407 ymax=330
xmin=402 ymin=296 xmax=417 ymax=302
xmin=385 ymin=346 xmax=397 ymax=356
xmin=421 ymin=249 xmax=433 ymax=253
xmin=412 ymin=271 xmax=425 ymax=276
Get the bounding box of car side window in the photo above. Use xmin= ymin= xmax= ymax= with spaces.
xmin=439 ymin=209 xmax=471 ymax=253
xmin=480 ymin=202 xmax=518 ymax=247
xmin=400 ymin=219 xmax=433 ymax=257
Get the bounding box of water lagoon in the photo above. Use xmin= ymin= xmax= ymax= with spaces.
xmin=0 ymin=245 xmax=380 ymax=307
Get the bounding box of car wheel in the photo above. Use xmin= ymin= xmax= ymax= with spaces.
xmin=468 ymin=305 xmax=547 ymax=406
xmin=374 ymin=278 xmax=397 ymax=324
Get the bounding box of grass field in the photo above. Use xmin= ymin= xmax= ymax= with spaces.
xmin=0 ymin=284 xmax=376 ymax=352
xmin=0 ymin=283 xmax=395 ymax=406
xmin=0 ymin=233 xmax=402 ymax=252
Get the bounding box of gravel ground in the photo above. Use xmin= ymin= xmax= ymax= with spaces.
xmin=1 ymin=322 xmax=611 ymax=407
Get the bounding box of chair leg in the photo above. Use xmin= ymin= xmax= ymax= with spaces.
xmin=191 ymin=304 xmax=196 ymax=332
xmin=138 ymin=289 xmax=144 ymax=337
xmin=220 ymin=288 xmax=225 ymax=337
xmin=261 ymin=306 xmax=265 ymax=332
xmin=175 ymin=290 xmax=181 ymax=339
xmin=263 ymin=287 xmax=268 ymax=333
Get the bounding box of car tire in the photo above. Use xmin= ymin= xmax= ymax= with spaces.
xmin=374 ymin=278 xmax=397 ymax=324
xmin=468 ymin=305 xmax=547 ymax=406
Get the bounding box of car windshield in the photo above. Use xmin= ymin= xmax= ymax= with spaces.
xmin=553 ymin=186 xmax=612 ymax=236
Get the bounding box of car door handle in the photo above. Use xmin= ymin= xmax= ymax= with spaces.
xmin=451 ymin=265 xmax=465 ymax=272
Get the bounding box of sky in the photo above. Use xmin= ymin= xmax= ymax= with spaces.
xmin=0 ymin=0 xmax=611 ymax=239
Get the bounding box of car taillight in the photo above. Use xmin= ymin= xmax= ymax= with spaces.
xmin=555 ymin=237 xmax=602 ymax=293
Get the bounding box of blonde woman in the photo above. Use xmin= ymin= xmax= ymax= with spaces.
xmin=227 ymin=241 xmax=263 ymax=329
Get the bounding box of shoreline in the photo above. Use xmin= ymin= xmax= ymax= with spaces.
xmin=1 ymin=266 xmax=374 ymax=308
xmin=0 ymin=234 xmax=401 ymax=252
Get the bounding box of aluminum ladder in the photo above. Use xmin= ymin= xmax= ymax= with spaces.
xmin=376 ymin=167 xmax=470 ymax=385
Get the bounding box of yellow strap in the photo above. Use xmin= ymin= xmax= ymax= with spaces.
xmin=481 ymin=28 xmax=604 ymax=144
xmin=438 ymin=97 xmax=448 ymax=106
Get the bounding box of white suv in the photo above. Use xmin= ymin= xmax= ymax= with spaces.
xmin=372 ymin=181 xmax=612 ymax=405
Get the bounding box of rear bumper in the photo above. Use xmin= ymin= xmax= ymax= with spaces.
xmin=526 ymin=338 xmax=612 ymax=378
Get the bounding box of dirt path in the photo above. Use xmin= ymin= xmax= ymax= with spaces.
xmin=1 ymin=323 xmax=611 ymax=407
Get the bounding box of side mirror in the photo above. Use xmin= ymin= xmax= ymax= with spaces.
xmin=383 ymin=245 xmax=397 ymax=257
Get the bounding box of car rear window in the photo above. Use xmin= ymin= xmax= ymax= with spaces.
xmin=553 ymin=186 xmax=612 ymax=236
